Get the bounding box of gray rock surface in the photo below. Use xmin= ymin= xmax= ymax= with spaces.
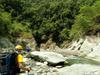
xmin=58 ymin=64 xmax=100 ymax=75
xmin=30 ymin=51 xmax=66 ymax=64
xmin=67 ymin=38 xmax=84 ymax=50
xmin=86 ymin=43 xmax=100 ymax=62
xmin=80 ymin=37 xmax=97 ymax=52
xmin=0 ymin=38 xmax=14 ymax=48
xmin=20 ymin=59 xmax=60 ymax=75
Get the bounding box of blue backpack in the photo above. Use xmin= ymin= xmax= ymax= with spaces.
xmin=0 ymin=52 xmax=20 ymax=75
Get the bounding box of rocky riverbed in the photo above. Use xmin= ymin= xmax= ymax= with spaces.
xmin=1 ymin=36 xmax=100 ymax=75
xmin=19 ymin=51 xmax=100 ymax=75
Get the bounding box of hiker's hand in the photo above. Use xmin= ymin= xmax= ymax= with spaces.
xmin=26 ymin=67 xmax=31 ymax=72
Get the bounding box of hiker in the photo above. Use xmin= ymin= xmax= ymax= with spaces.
xmin=25 ymin=45 xmax=31 ymax=53
xmin=15 ymin=45 xmax=31 ymax=74
xmin=25 ymin=45 xmax=31 ymax=58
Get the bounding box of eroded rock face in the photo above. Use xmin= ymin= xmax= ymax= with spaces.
xmin=67 ymin=36 xmax=100 ymax=51
xmin=0 ymin=38 xmax=14 ymax=48
xmin=81 ymin=37 xmax=100 ymax=62
xmin=30 ymin=51 xmax=66 ymax=65
xmin=65 ymin=36 xmax=100 ymax=58
xmin=67 ymin=38 xmax=84 ymax=50
xmin=80 ymin=37 xmax=98 ymax=52
xmin=0 ymin=37 xmax=14 ymax=52
xmin=86 ymin=43 xmax=100 ymax=62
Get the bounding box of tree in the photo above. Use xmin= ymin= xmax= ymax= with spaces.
xmin=0 ymin=0 xmax=99 ymax=49
xmin=0 ymin=12 xmax=11 ymax=36
xmin=70 ymin=0 xmax=100 ymax=39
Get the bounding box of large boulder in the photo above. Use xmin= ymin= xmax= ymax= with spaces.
xmin=30 ymin=51 xmax=66 ymax=65
xmin=59 ymin=64 xmax=100 ymax=75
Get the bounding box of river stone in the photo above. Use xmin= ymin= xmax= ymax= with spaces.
xmin=30 ymin=51 xmax=66 ymax=65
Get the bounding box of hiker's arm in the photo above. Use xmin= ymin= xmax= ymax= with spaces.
xmin=18 ymin=62 xmax=31 ymax=72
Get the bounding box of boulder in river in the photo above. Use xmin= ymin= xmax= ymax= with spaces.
xmin=30 ymin=51 xmax=66 ymax=65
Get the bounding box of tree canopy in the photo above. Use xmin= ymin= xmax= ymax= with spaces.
xmin=0 ymin=0 xmax=99 ymax=49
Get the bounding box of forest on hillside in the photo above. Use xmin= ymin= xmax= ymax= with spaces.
xmin=0 ymin=0 xmax=100 ymax=48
